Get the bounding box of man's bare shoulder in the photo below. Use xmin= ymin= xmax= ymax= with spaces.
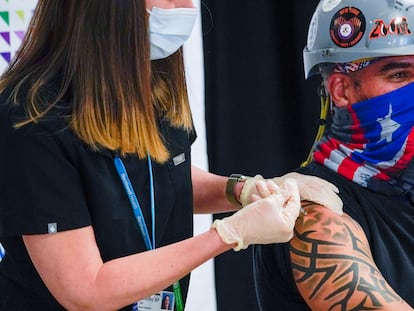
xmin=290 ymin=203 xmax=412 ymax=310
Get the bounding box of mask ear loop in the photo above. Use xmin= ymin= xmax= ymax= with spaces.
xmin=301 ymin=83 xmax=330 ymax=167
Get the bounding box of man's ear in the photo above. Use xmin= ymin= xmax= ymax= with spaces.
xmin=326 ymin=73 xmax=353 ymax=107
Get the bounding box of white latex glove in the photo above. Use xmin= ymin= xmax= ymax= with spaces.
xmin=240 ymin=172 xmax=343 ymax=215
xmin=212 ymin=178 xmax=301 ymax=251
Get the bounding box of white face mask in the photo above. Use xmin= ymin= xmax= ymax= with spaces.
xmin=147 ymin=6 xmax=199 ymax=60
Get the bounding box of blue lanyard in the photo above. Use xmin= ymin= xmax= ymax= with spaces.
xmin=114 ymin=154 xmax=184 ymax=311
xmin=0 ymin=243 xmax=4 ymax=261
xmin=114 ymin=155 xmax=155 ymax=249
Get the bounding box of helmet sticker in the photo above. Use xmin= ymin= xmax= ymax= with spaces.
xmin=369 ymin=16 xmax=412 ymax=39
xmin=330 ymin=7 xmax=366 ymax=48
xmin=321 ymin=0 xmax=343 ymax=12
xmin=307 ymin=12 xmax=319 ymax=50
xmin=394 ymin=0 xmax=414 ymax=11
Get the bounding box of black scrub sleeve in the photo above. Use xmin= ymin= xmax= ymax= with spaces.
xmin=0 ymin=121 xmax=92 ymax=237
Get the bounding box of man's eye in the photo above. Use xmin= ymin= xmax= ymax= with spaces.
xmin=390 ymin=71 xmax=409 ymax=79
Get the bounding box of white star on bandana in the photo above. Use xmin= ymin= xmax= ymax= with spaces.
xmin=377 ymin=104 xmax=400 ymax=143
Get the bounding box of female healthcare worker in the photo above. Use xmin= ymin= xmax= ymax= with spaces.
xmin=0 ymin=0 xmax=342 ymax=310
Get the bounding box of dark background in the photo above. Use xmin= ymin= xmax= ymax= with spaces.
xmin=200 ymin=1 xmax=321 ymax=310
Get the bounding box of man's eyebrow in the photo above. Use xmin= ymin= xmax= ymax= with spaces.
xmin=378 ymin=61 xmax=413 ymax=73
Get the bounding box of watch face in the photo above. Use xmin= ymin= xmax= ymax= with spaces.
xmin=230 ymin=174 xmax=246 ymax=181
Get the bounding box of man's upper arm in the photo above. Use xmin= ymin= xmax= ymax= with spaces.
xmin=290 ymin=204 xmax=412 ymax=310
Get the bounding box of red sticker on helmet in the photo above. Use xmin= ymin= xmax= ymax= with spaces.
xmin=330 ymin=7 xmax=366 ymax=48
xmin=369 ymin=17 xmax=412 ymax=40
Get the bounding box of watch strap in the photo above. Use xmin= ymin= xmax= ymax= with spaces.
xmin=226 ymin=174 xmax=248 ymax=207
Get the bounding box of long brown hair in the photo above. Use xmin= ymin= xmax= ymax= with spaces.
xmin=0 ymin=0 xmax=193 ymax=163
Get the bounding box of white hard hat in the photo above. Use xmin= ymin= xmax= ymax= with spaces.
xmin=304 ymin=0 xmax=414 ymax=78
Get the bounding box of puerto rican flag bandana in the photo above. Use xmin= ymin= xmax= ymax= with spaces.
xmin=314 ymin=82 xmax=414 ymax=196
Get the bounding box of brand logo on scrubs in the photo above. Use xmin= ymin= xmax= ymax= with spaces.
xmin=330 ymin=7 xmax=366 ymax=48
xmin=48 ymin=222 xmax=57 ymax=234
xmin=173 ymin=153 xmax=186 ymax=166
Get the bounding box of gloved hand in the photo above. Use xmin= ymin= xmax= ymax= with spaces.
xmin=240 ymin=172 xmax=343 ymax=215
xmin=212 ymin=178 xmax=301 ymax=251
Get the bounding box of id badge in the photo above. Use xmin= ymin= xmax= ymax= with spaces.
xmin=132 ymin=291 xmax=175 ymax=311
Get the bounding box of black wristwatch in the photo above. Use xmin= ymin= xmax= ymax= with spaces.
xmin=226 ymin=174 xmax=248 ymax=207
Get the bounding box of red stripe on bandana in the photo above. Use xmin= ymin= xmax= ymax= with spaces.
xmin=348 ymin=105 xmax=368 ymax=144
xmin=338 ymin=156 xmax=360 ymax=181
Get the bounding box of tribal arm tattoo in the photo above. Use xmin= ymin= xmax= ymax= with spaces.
xmin=290 ymin=203 xmax=413 ymax=311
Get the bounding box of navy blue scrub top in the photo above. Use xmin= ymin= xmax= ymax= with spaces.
xmin=0 ymin=90 xmax=196 ymax=310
